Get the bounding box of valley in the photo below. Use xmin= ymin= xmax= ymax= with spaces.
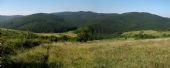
xmin=1 ymin=0 xmax=170 ymax=68
xmin=1 ymin=11 xmax=170 ymax=68
xmin=1 ymin=28 xmax=170 ymax=68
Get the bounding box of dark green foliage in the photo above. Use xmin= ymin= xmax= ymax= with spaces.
xmin=0 ymin=39 xmax=42 ymax=57
xmin=1 ymin=11 xmax=170 ymax=35
xmin=2 ymin=60 xmax=50 ymax=68
xmin=1 ymin=13 xmax=77 ymax=33
xmin=1 ymin=56 xmax=15 ymax=68
xmin=2 ymin=46 xmax=51 ymax=68
xmin=0 ymin=28 xmax=52 ymax=68
xmin=38 ymin=35 xmax=72 ymax=42
xmin=22 ymin=39 xmax=41 ymax=48
xmin=162 ymin=34 xmax=170 ymax=37
xmin=48 ymin=36 xmax=59 ymax=42
xmin=0 ymin=29 xmax=43 ymax=56
xmin=110 ymin=33 xmax=122 ymax=39
xmin=134 ymin=34 xmax=157 ymax=39
xmin=133 ymin=31 xmax=157 ymax=39
xmin=58 ymin=35 xmax=70 ymax=41
xmin=76 ymin=27 xmax=93 ymax=42
xmin=1 ymin=41 xmax=16 ymax=56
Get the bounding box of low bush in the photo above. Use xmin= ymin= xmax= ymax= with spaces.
xmin=0 ymin=39 xmax=17 ymax=56
xmin=134 ymin=33 xmax=158 ymax=39
xmin=58 ymin=35 xmax=71 ymax=41
xmin=76 ymin=27 xmax=93 ymax=42
xmin=22 ymin=39 xmax=42 ymax=48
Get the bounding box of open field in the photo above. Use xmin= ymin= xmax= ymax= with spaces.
xmin=10 ymin=38 xmax=170 ymax=68
xmin=2 ymin=28 xmax=170 ymax=68
xmin=1 ymin=1 xmax=170 ymax=68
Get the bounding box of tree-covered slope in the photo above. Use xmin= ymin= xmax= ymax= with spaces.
xmin=88 ymin=12 xmax=170 ymax=35
xmin=0 ymin=11 xmax=170 ymax=34
xmin=0 ymin=13 xmax=77 ymax=33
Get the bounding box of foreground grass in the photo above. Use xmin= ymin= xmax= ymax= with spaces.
xmin=10 ymin=38 xmax=170 ymax=68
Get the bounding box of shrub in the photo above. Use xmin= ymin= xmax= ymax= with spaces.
xmin=76 ymin=27 xmax=93 ymax=42
xmin=48 ymin=36 xmax=59 ymax=42
xmin=58 ymin=35 xmax=71 ymax=41
xmin=0 ymin=44 xmax=16 ymax=56
xmin=1 ymin=56 xmax=15 ymax=68
xmin=162 ymin=34 xmax=170 ymax=37
xmin=22 ymin=39 xmax=41 ymax=48
xmin=134 ymin=31 xmax=157 ymax=39
xmin=0 ymin=39 xmax=16 ymax=56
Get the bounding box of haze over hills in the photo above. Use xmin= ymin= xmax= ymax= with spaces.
xmin=0 ymin=15 xmax=23 ymax=22
xmin=0 ymin=11 xmax=170 ymax=35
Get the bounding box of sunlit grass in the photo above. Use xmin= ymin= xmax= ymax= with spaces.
xmin=10 ymin=38 xmax=170 ymax=68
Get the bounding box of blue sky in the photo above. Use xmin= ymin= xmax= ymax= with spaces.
xmin=0 ymin=0 xmax=169 ymax=17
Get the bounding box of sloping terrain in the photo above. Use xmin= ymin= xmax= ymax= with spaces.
xmin=2 ymin=28 xmax=170 ymax=68
xmin=9 ymin=38 xmax=170 ymax=68
xmin=0 ymin=11 xmax=170 ymax=34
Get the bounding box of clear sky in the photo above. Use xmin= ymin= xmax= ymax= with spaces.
xmin=0 ymin=0 xmax=169 ymax=17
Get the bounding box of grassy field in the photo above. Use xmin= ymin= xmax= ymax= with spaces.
xmin=2 ymin=28 xmax=170 ymax=68
xmin=10 ymin=38 xmax=170 ymax=68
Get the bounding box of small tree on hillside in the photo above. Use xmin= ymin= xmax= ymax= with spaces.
xmin=76 ymin=27 xmax=93 ymax=42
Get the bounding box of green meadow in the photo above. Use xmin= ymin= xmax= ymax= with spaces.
xmin=2 ymin=28 xmax=170 ymax=68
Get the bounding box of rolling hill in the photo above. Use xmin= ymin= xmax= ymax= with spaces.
xmin=0 ymin=11 xmax=170 ymax=34
xmin=2 ymin=27 xmax=170 ymax=67
xmin=0 ymin=13 xmax=77 ymax=32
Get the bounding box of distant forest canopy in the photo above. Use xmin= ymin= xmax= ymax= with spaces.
xmin=0 ymin=11 xmax=170 ymax=35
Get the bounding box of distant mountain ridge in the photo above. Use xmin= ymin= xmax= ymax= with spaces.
xmin=0 ymin=11 xmax=170 ymax=34
xmin=0 ymin=15 xmax=23 ymax=22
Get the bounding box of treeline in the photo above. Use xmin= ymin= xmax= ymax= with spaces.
xmin=75 ymin=26 xmax=170 ymax=42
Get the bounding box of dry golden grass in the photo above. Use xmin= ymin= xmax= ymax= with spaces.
xmin=11 ymin=38 xmax=170 ymax=68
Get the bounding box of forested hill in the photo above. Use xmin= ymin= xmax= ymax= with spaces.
xmin=0 ymin=15 xmax=22 ymax=22
xmin=0 ymin=11 xmax=170 ymax=34
xmin=0 ymin=13 xmax=76 ymax=32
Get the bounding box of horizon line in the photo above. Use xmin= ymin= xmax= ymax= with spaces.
xmin=0 ymin=11 xmax=169 ymax=18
